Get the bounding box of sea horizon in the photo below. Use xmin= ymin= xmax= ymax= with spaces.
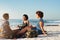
xmin=8 ymin=19 xmax=60 ymax=26
xmin=0 ymin=19 xmax=60 ymax=27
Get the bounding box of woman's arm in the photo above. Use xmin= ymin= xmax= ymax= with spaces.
xmin=39 ymin=22 xmax=47 ymax=35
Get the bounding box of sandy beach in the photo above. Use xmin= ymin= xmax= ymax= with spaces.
xmin=36 ymin=25 xmax=60 ymax=40
xmin=0 ymin=25 xmax=60 ymax=40
xmin=11 ymin=25 xmax=60 ymax=40
xmin=16 ymin=26 xmax=60 ymax=40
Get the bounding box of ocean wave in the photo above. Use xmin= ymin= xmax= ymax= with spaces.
xmin=44 ymin=20 xmax=60 ymax=23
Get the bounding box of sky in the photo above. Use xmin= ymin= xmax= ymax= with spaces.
xmin=0 ymin=0 xmax=60 ymax=20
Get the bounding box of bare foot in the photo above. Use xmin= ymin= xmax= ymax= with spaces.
xmin=43 ymin=34 xmax=47 ymax=36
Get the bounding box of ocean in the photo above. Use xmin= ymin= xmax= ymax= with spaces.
xmin=9 ymin=19 xmax=60 ymax=27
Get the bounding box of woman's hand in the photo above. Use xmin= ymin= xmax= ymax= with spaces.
xmin=39 ymin=21 xmax=47 ymax=36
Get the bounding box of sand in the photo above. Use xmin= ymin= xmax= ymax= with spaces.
xmin=0 ymin=26 xmax=60 ymax=40
xmin=16 ymin=26 xmax=60 ymax=40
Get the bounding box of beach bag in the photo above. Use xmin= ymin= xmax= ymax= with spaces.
xmin=25 ymin=30 xmax=38 ymax=38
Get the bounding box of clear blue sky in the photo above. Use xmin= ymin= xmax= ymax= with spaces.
xmin=0 ymin=0 xmax=60 ymax=20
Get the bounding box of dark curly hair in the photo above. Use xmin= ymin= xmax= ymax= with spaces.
xmin=23 ymin=14 xmax=28 ymax=20
xmin=36 ymin=11 xmax=44 ymax=18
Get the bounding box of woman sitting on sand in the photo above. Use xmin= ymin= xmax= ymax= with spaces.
xmin=0 ymin=13 xmax=13 ymax=39
xmin=13 ymin=14 xmax=32 ymax=38
xmin=35 ymin=11 xmax=47 ymax=35
xmin=18 ymin=14 xmax=31 ymax=30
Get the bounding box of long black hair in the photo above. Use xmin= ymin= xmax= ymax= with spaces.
xmin=23 ymin=14 xmax=28 ymax=20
